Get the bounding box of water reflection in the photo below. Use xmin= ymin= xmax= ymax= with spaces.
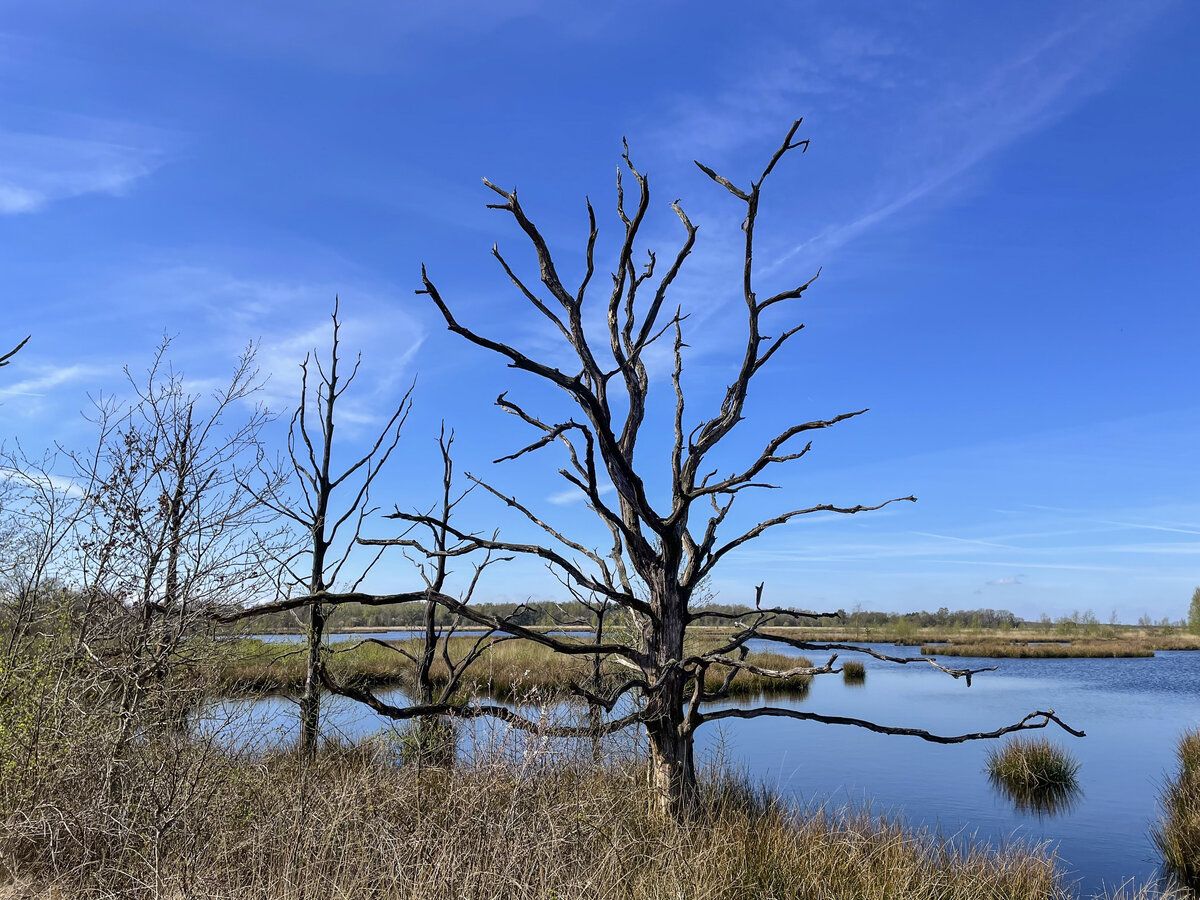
xmin=987 ymin=772 xmax=1083 ymax=819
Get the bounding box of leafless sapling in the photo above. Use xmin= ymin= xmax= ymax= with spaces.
xmin=231 ymin=300 xmax=412 ymax=757
xmin=68 ymin=338 xmax=282 ymax=790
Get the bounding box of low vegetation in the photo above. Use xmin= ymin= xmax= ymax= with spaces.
xmin=749 ymin=624 xmax=1199 ymax=651
xmin=217 ymin=636 xmax=817 ymax=700
xmin=0 ymin=708 xmax=1088 ymax=900
xmin=921 ymin=640 xmax=1158 ymax=659
xmin=986 ymin=737 xmax=1082 ymax=817
xmin=1152 ymin=728 xmax=1200 ymax=890
xmin=842 ymin=659 xmax=866 ymax=682
xmin=987 ymin=737 xmax=1081 ymax=790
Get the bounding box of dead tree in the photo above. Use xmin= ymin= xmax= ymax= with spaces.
xmin=0 ymin=336 xmax=29 ymax=369
xmin=227 ymin=122 xmax=1083 ymax=819
xmin=401 ymin=120 xmax=1084 ymax=817
xmin=356 ymin=426 xmax=510 ymax=761
xmin=236 ymin=300 xmax=411 ymax=758
xmin=220 ymin=423 xmax=511 ymax=764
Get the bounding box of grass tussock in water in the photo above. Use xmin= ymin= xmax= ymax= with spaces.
xmin=987 ymin=737 xmax=1081 ymax=790
xmin=986 ymin=738 xmax=1082 ymax=819
xmin=1152 ymin=729 xmax=1200 ymax=890
xmin=842 ymin=659 xmax=866 ymax=682
xmin=217 ymin=636 xmax=816 ymax=700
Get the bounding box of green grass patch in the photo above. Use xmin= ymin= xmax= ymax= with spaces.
xmin=987 ymin=737 xmax=1080 ymax=789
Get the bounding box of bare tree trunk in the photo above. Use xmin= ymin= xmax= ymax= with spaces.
xmin=299 ymin=602 xmax=326 ymax=756
xmin=646 ymin=711 xmax=697 ymax=820
xmin=644 ymin=584 xmax=699 ymax=819
xmin=412 ymin=597 xmax=456 ymax=765
xmin=587 ymin=603 xmax=607 ymax=763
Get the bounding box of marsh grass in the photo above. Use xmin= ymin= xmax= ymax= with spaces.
xmin=842 ymin=659 xmax=866 ymax=683
xmin=921 ymin=640 xmax=1156 ymax=658
xmin=986 ymin=738 xmax=1081 ymax=816
xmin=758 ymin=626 xmax=1200 ymax=652
xmin=217 ymin=636 xmax=817 ymax=700
xmin=1152 ymin=729 xmax=1200 ymax=890
xmin=988 ymin=738 xmax=1081 ymax=789
xmin=2 ymin=726 xmax=1089 ymax=900
xmin=0 ymin=640 xmax=1169 ymax=900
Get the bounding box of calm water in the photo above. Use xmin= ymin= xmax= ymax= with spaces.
xmin=212 ymin=639 xmax=1200 ymax=897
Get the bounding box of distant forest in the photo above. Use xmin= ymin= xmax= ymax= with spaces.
xmin=237 ymin=601 xmax=1023 ymax=633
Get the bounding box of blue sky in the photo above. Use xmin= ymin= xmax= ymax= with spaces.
xmin=0 ymin=1 xmax=1197 ymax=621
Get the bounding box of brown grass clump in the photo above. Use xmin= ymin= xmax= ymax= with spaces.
xmin=842 ymin=659 xmax=867 ymax=682
xmin=738 ymin=625 xmax=1200 ymax=653
xmin=987 ymin=738 xmax=1080 ymax=790
xmin=986 ymin=737 xmax=1082 ymax=817
xmin=1153 ymin=728 xmax=1200 ymax=890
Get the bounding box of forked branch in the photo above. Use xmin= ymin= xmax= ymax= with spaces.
xmin=701 ymin=707 xmax=1086 ymax=742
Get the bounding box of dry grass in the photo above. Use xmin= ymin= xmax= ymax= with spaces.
xmin=217 ymin=636 xmax=816 ymax=700
xmin=741 ymin=626 xmax=1200 ymax=653
xmin=920 ymin=640 xmax=1157 ymax=658
xmin=842 ymin=659 xmax=866 ymax=682
xmin=1152 ymin=729 xmax=1200 ymax=890
xmin=987 ymin=738 xmax=1080 ymax=790
xmin=0 ymin=639 xmax=1172 ymax=900
xmin=1 ymin=729 xmax=1089 ymax=900
xmin=986 ymin=738 xmax=1081 ymax=818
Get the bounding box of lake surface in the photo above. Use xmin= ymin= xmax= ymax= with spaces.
xmin=212 ymin=639 xmax=1200 ymax=897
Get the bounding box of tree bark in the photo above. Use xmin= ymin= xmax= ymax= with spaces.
xmin=299 ymin=602 xmax=326 ymax=756
xmin=643 ymin=580 xmax=699 ymax=819
xmin=413 ymin=596 xmax=456 ymax=765
xmin=646 ymin=710 xmax=697 ymax=820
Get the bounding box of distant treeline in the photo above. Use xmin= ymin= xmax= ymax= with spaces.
xmin=235 ymin=601 xmax=1023 ymax=633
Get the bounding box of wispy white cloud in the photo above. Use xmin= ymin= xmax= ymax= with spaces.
xmin=0 ymin=363 xmax=106 ymax=398
xmin=0 ymin=467 xmax=85 ymax=498
xmin=0 ymin=264 xmax=426 ymax=436
xmin=546 ymin=483 xmax=614 ymax=506
xmin=769 ymin=3 xmax=1174 ymax=267
xmin=986 ymin=575 xmax=1023 ymax=585
xmin=911 ymin=530 xmax=1015 ymax=549
xmin=78 ymin=0 xmax=552 ymax=74
xmin=1099 ymin=520 xmax=1200 ymax=536
xmin=946 ymin=559 xmax=1130 ymax=572
xmin=649 ymin=2 xmax=1174 ymax=271
xmin=105 ymin=264 xmax=427 ymax=420
xmin=0 ymin=130 xmax=163 ymax=214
